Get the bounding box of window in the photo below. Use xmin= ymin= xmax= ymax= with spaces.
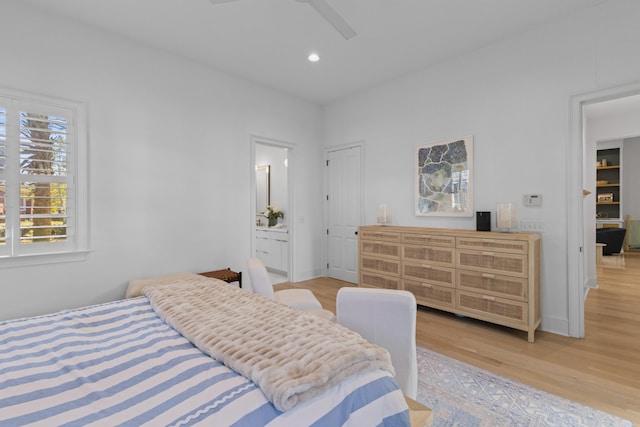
xmin=0 ymin=91 xmax=88 ymax=266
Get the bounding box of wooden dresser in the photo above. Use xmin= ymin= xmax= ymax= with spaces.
xmin=359 ymin=225 xmax=541 ymax=342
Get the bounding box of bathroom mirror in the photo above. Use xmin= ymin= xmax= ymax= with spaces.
xmin=256 ymin=165 xmax=270 ymax=215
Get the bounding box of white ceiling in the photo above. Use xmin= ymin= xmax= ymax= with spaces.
xmin=23 ymin=0 xmax=607 ymax=105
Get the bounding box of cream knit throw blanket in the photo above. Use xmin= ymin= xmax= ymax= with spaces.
xmin=144 ymin=278 xmax=394 ymax=412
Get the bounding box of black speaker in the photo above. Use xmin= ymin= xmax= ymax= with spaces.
xmin=476 ymin=211 xmax=491 ymax=231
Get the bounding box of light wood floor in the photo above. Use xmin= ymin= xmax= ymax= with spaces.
xmin=276 ymin=253 xmax=640 ymax=424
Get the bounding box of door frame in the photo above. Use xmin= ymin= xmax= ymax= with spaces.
xmin=568 ymin=81 xmax=640 ymax=338
xmin=250 ymin=135 xmax=295 ymax=281
xmin=323 ymin=141 xmax=365 ymax=279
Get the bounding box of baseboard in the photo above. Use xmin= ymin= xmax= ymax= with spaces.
xmin=541 ymin=316 xmax=570 ymax=337
xmin=584 ymin=274 xmax=598 ymax=291
xmin=293 ymin=268 xmax=323 ymax=283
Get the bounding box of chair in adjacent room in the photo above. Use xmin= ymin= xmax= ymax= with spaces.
xmin=596 ymin=227 xmax=627 ymax=255
xmin=247 ymin=257 xmax=334 ymax=320
xmin=625 ymin=215 xmax=640 ymax=252
xmin=336 ymin=287 xmax=418 ymax=399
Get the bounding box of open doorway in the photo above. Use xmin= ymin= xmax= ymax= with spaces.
xmin=569 ymin=86 xmax=640 ymax=338
xmin=250 ymin=136 xmax=294 ymax=284
xmin=584 ymin=100 xmax=640 ymax=285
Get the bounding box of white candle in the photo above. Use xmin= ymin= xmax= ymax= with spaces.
xmin=497 ymin=202 xmax=516 ymax=230
xmin=377 ymin=204 xmax=390 ymax=225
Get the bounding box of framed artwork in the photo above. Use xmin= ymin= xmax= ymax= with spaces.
xmin=415 ymin=136 xmax=473 ymax=217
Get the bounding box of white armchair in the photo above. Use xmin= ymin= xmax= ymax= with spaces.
xmin=247 ymin=258 xmax=334 ymax=320
xmin=336 ymin=287 xmax=418 ymax=399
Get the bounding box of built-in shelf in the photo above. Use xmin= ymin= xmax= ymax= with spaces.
xmin=596 ymin=147 xmax=622 ymax=223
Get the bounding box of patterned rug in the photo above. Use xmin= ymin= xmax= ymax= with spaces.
xmin=415 ymin=346 xmax=633 ymax=427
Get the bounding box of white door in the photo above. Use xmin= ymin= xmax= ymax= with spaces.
xmin=326 ymin=146 xmax=362 ymax=283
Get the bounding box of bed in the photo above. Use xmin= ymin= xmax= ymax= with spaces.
xmin=0 ymin=276 xmax=410 ymax=426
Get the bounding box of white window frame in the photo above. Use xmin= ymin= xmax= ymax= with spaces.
xmin=0 ymin=88 xmax=89 ymax=267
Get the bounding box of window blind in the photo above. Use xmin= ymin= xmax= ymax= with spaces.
xmin=19 ymin=111 xmax=72 ymax=245
xmin=0 ymin=106 xmax=6 ymax=247
xmin=0 ymin=93 xmax=85 ymax=261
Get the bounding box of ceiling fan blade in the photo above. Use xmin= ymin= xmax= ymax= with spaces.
xmin=296 ymin=0 xmax=357 ymax=40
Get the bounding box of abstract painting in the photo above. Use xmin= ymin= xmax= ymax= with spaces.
xmin=415 ymin=136 xmax=473 ymax=217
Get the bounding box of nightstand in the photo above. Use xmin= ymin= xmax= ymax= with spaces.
xmin=198 ymin=268 xmax=242 ymax=288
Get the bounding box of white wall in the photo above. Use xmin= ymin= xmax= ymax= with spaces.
xmin=323 ymin=0 xmax=640 ymax=336
xmin=0 ymin=1 xmax=324 ymax=320
xmin=623 ymin=137 xmax=640 ymax=218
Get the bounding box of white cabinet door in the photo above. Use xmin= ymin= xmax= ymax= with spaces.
xmin=280 ymin=238 xmax=289 ymax=272
xmin=264 ymin=237 xmax=279 ymax=270
xmin=326 ymin=146 xmax=361 ymax=283
xmin=255 ymin=230 xmax=288 ymax=272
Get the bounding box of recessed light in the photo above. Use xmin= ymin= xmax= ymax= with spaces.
xmin=308 ymin=53 xmax=320 ymax=62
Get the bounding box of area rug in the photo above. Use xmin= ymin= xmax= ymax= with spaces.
xmin=415 ymin=346 xmax=633 ymax=427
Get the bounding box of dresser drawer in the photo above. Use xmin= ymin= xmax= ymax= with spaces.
xmin=361 ymin=256 xmax=401 ymax=276
xmin=402 ymin=262 xmax=455 ymax=288
xmin=402 ymin=233 xmax=455 ymax=247
xmin=361 ymin=240 xmax=401 ymax=259
xmin=457 ymin=270 xmax=528 ymax=301
xmin=360 ymin=272 xmax=401 ymax=290
xmin=256 ymin=229 xmax=286 ymax=240
xmin=404 ymin=279 xmax=455 ymax=310
xmin=456 ymin=249 xmax=528 ymax=278
xmin=456 ymin=236 xmax=528 ymax=254
xmin=357 ymin=225 xmax=540 ymax=342
xmin=457 ymin=290 xmax=528 ymax=329
xmin=359 ymin=229 xmax=401 ymax=242
xmin=403 ymin=244 xmax=455 ymax=267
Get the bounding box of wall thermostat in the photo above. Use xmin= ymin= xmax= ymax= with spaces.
xmin=523 ymin=194 xmax=542 ymax=206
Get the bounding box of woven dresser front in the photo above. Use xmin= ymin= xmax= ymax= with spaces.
xmin=358 ymin=226 xmax=540 ymax=342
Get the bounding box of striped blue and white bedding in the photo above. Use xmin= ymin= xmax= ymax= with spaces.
xmin=0 ymin=297 xmax=410 ymax=426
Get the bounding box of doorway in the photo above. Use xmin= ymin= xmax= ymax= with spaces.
xmin=250 ymin=136 xmax=294 ymax=284
xmin=568 ymin=83 xmax=640 ymax=338
xmin=325 ymin=144 xmax=363 ymax=283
